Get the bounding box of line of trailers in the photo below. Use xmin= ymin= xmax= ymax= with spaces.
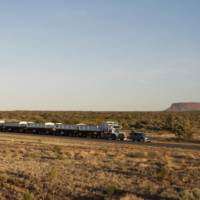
xmin=0 ymin=121 xmax=125 ymax=140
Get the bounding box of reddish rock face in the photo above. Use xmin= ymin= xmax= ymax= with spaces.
xmin=166 ymin=102 xmax=200 ymax=112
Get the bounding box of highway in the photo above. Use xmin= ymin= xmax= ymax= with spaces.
xmin=0 ymin=132 xmax=200 ymax=151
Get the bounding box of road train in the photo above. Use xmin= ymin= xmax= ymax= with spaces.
xmin=0 ymin=121 xmax=125 ymax=140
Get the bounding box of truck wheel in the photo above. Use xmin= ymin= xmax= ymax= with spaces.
xmin=111 ymin=134 xmax=117 ymax=140
xmin=60 ymin=131 xmax=64 ymax=136
xmin=119 ymin=135 xmax=125 ymax=141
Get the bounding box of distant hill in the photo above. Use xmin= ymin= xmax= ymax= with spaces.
xmin=166 ymin=102 xmax=200 ymax=112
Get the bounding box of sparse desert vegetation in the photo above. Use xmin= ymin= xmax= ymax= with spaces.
xmin=0 ymin=133 xmax=199 ymax=200
xmin=0 ymin=111 xmax=200 ymax=140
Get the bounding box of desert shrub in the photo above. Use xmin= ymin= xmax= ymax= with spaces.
xmin=45 ymin=168 xmax=57 ymax=182
xmin=120 ymin=194 xmax=144 ymax=200
xmin=166 ymin=115 xmax=193 ymax=139
xmin=158 ymin=166 xmax=169 ymax=178
xmin=160 ymin=188 xmax=179 ymax=199
xmin=126 ymin=152 xmax=146 ymax=158
xmin=134 ymin=120 xmax=149 ymax=129
xmin=192 ymin=188 xmax=200 ymax=199
xmin=0 ymin=174 xmax=8 ymax=182
xmin=147 ymin=151 xmax=157 ymax=159
xmin=156 ymin=163 xmax=170 ymax=180
xmin=23 ymin=192 xmax=34 ymax=200
xmin=25 ymin=152 xmax=38 ymax=159
xmin=104 ymin=185 xmax=117 ymax=198
xmin=179 ymin=188 xmax=200 ymax=200
xmin=53 ymin=145 xmax=64 ymax=160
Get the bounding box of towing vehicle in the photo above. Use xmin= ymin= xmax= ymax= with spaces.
xmin=129 ymin=131 xmax=151 ymax=142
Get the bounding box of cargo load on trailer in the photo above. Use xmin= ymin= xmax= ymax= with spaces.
xmin=0 ymin=121 xmax=125 ymax=140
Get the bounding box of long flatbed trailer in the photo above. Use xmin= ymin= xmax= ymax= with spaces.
xmin=0 ymin=121 xmax=125 ymax=140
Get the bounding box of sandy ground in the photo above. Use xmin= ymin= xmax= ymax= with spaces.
xmin=0 ymin=133 xmax=199 ymax=200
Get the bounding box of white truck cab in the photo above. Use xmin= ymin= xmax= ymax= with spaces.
xmin=102 ymin=121 xmax=125 ymax=140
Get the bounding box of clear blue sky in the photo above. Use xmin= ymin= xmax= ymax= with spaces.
xmin=0 ymin=0 xmax=199 ymax=111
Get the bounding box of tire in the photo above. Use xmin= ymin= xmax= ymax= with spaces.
xmin=111 ymin=134 xmax=117 ymax=140
xmin=60 ymin=131 xmax=64 ymax=136
xmin=119 ymin=135 xmax=125 ymax=141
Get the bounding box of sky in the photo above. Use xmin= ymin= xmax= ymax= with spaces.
xmin=0 ymin=0 xmax=199 ymax=111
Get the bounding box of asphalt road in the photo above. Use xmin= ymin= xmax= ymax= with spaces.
xmin=0 ymin=132 xmax=200 ymax=151
xmin=138 ymin=141 xmax=200 ymax=151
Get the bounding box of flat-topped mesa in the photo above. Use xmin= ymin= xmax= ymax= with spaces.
xmin=166 ymin=102 xmax=200 ymax=112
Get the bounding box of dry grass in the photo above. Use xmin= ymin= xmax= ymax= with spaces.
xmin=0 ymin=133 xmax=199 ymax=200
